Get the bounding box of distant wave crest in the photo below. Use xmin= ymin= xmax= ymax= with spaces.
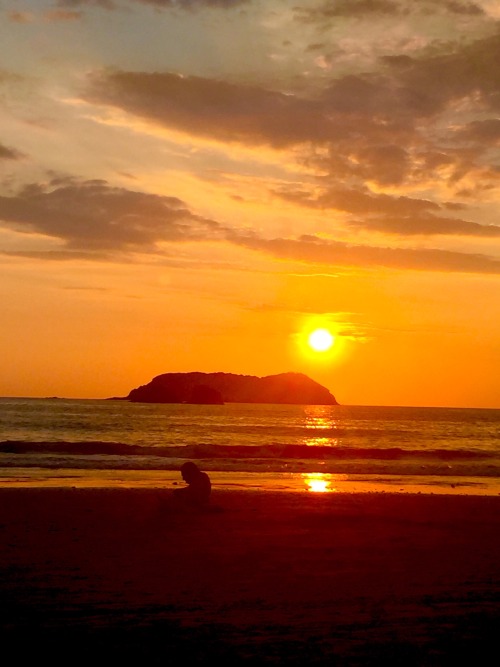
xmin=0 ymin=440 xmax=496 ymax=462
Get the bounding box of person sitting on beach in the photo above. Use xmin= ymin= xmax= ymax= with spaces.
xmin=172 ymin=461 xmax=211 ymax=510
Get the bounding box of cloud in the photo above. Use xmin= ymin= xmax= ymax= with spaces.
xmin=277 ymin=185 xmax=440 ymax=216
xmin=55 ymin=0 xmax=250 ymax=10
xmin=7 ymin=11 xmax=37 ymax=23
xmin=348 ymin=215 xmax=500 ymax=237
xmin=77 ymin=26 xmax=500 ymax=247
xmin=441 ymin=0 xmax=485 ymax=14
xmin=232 ymin=233 xmax=500 ymax=274
xmin=85 ymin=70 xmax=329 ymax=148
xmin=308 ymin=32 xmax=500 ymax=192
xmin=455 ymin=118 xmax=500 ymax=144
xmin=0 ymin=178 xmax=225 ymax=253
xmin=320 ymin=31 xmax=500 ymax=121
xmin=2 ymin=176 xmax=497 ymax=274
xmin=44 ymin=10 xmax=83 ymax=21
xmin=54 ymin=0 xmax=118 ymax=9
xmin=0 ymin=143 xmax=23 ymax=160
xmin=295 ymin=0 xmax=484 ymax=22
xmin=295 ymin=0 xmax=402 ymax=20
xmin=8 ymin=7 xmax=82 ymax=22
xmin=134 ymin=0 xmax=250 ymax=7
xmin=277 ymin=185 xmax=500 ymax=237
xmin=85 ymin=67 xmax=422 ymax=152
xmin=391 ymin=33 xmax=500 ymax=115
xmin=84 ymin=29 xmax=500 ymax=168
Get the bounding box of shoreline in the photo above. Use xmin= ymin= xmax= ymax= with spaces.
xmin=1 ymin=487 xmax=500 ymax=663
xmin=1 ymin=466 xmax=499 ymax=496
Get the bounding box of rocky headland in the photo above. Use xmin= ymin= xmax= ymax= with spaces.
xmin=117 ymin=372 xmax=338 ymax=405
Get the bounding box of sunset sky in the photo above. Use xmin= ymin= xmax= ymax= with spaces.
xmin=1 ymin=0 xmax=500 ymax=407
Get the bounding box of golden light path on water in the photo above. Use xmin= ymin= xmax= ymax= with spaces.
xmin=303 ymin=405 xmax=341 ymax=447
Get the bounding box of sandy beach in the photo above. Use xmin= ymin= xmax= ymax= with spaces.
xmin=1 ymin=487 xmax=499 ymax=665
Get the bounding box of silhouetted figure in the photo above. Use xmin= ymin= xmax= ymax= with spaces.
xmin=172 ymin=462 xmax=211 ymax=511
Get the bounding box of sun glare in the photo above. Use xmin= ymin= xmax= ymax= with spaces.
xmin=295 ymin=320 xmax=346 ymax=365
xmin=304 ymin=473 xmax=333 ymax=493
xmin=308 ymin=328 xmax=334 ymax=352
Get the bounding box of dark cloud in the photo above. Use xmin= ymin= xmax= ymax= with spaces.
xmin=0 ymin=178 xmax=225 ymax=252
xmin=85 ymin=70 xmax=330 ymax=148
xmin=84 ymin=68 xmax=422 ymax=157
xmin=232 ymin=233 xmax=500 ymax=274
xmin=295 ymin=0 xmax=400 ymax=21
xmin=310 ymin=32 xmax=500 ymax=190
xmin=55 ymin=0 xmax=116 ymax=9
xmin=278 ymin=185 xmax=500 ymax=237
xmin=84 ymin=30 xmax=500 ymax=167
xmin=455 ymin=119 xmax=500 ymax=144
xmin=55 ymin=0 xmax=249 ymax=9
xmin=81 ymin=29 xmax=500 ymax=239
xmin=323 ymin=33 xmax=500 ymax=121
xmin=348 ymin=215 xmax=500 ymax=237
xmin=392 ymin=33 xmax=500 ymax=115
xmin=0 ymin=143 xmax=23 ymax=160
xmin=323 ymin=72 xmax=428 ymax=121
xmin=85 ymin=28 xmax=500 ymax=142
xmin=442 ymin=0 xmax=484 ymax=15
xmin=2 ymin=177 xmax=497 ymax=273
xmin=134 ymin=0 xmax=250 ymax=7
xmin=277 ymin=185 xmax=440 ymax=217
xmin=295 ymin=0 xmax=484 ymax=22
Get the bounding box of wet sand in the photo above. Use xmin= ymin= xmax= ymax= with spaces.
xmin=1 ymin=487 xmax=499 ymax=665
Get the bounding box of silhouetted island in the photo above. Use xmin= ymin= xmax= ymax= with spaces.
xmin=117 ymin=372 xmax=338 ymax=405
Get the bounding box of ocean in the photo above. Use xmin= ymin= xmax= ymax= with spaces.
xmin=1 ymin=398 xmax=499 ymax=495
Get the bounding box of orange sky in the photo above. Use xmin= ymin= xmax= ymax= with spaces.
xmin=1 ymin=0 xmax=500 ymax=407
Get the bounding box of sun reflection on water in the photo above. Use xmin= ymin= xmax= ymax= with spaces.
xmin=303 ymin=405 xmax=341 ymax=447
xmin=303 ymin=472 xmax=348 ymax=493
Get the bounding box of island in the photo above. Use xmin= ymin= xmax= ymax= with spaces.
xmin=117 ymin=372 xmax=338 ymax=405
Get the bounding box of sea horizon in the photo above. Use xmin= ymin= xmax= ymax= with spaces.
xmin=1 ymin=395 xmax=499 ymax=411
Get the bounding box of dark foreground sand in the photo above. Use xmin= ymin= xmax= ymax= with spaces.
xmin=1 ymin=488 xmax=499 ymax=665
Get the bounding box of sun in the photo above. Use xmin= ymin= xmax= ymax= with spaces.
xmin=308 ymin=328 xmax=335 ymax=352
xmin=295 ymin=320 xmax=343 ymax=362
